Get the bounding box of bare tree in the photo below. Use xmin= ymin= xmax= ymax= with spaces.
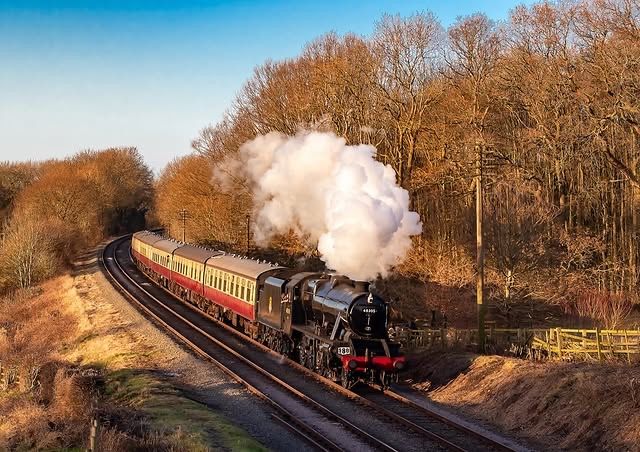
xmin=371 ymin=12 xmax=445 ymax=189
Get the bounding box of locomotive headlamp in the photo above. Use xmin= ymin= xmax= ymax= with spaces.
xmin=348 ymin=359 xmax=358 ymax=370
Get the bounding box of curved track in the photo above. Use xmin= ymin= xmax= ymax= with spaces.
xmin=102 ymin=235 xmax=522 ymax=452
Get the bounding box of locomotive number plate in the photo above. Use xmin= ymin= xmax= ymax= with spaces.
xmin=337 ymin=347 xmax=351 ymax=355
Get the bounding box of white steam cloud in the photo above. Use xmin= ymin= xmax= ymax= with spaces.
xmin=238 ymin=131 xmax=422 ymax=281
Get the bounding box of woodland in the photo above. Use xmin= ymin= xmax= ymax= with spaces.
xmin=1 ymin=1 xmax=639 ymax=329
xmin=0 ymin=149 xmax=153 ymax=290
xmin=156 ymin=0 xmax=640 ymax=328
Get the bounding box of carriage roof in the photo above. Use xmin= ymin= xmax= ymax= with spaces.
xmin=206 ymin=254 xmax=283 ymax=280
xmin=174 ymin=244 xmax=223 ymax=263
xmin=132 ymin=230 xmax=164 ymax=246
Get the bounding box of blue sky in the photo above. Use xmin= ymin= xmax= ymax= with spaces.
xmin=1 ymin=1 xmax=528 ymax=173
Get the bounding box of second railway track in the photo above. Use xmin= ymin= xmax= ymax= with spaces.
xmin=102 ymin=235 xmax=522 ymax=452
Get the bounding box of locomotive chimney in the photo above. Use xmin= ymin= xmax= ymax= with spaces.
xmin=353 ymin=280 xmax=370 ymax=293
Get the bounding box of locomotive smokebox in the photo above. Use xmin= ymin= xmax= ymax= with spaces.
xmin=353 ymin=280 xmax=370 ymax=293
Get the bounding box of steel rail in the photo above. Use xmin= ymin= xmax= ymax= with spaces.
xmin=383 ymin=389 xmax=516 ymax=452
xmin=102 ymin=236 xmax=397 ymax=452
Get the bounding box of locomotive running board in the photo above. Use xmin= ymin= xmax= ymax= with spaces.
xmin=291 ymin=325 xmax=337 ymax=345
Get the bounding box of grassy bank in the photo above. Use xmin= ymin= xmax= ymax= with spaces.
xmin=408 ymin=351 xmax=640 ymax=450
xmin=0 ymin=270 xmax=264 ymax=451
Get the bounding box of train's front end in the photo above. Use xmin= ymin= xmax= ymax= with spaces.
xmin=340 ymin=288 xmax=406 ymax=389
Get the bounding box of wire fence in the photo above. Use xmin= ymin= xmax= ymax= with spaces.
xmin=391 ymin=325 xmax=640 ymax=362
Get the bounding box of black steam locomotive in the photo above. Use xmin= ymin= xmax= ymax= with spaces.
xmin=132 ymin=231 xmax=405 ymax=388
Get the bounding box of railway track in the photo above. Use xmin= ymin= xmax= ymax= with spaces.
xmin=102 ymin=235 xmax=523 ymax=452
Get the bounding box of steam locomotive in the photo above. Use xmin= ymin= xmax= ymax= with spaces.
xmin=131 ymin=230 xmax=405 ymax=389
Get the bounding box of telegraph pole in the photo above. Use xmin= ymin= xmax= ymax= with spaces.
xmin=476 ymin=144 xmax=486 ymax=353
xmin=178 ymin=209 xmax=189 ymax=242
xmin=246 ymin=214 xmax=251 ymax=252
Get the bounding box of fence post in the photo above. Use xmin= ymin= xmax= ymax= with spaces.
xmin=595 ymin=327 xmax=602 ymax=362
xmin=89 ymin=418 xmax=98 ymax=452
xmin=556 ymin=328 xmax=562 ymax=360
xmin=582 ymin=330 xmax=588 ymax=360
xmin=624 ymin=330 xmax=630 ymax=364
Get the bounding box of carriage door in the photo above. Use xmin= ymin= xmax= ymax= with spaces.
xmin=258 ymin=277 xmax=286 ymax=330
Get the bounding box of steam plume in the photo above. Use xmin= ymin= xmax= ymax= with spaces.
xmin=239 ymin=131 xmax=422 ymax=280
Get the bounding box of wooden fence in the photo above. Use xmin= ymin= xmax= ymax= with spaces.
xmin=392 ymin=326 xmax=640 ymax=362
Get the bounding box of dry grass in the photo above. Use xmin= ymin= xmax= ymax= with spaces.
xmin=0 ymin=277 xmax=95 ymax=450
xmin=0 ymin=256 xmax=264 ymax=451
xmin=411 ymin=351 xmax=640 ymax=450
xmin=61 ymin=268 xmax=157 ymax=369
xmin=0 ymin=368 xmax=95 ymax=449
